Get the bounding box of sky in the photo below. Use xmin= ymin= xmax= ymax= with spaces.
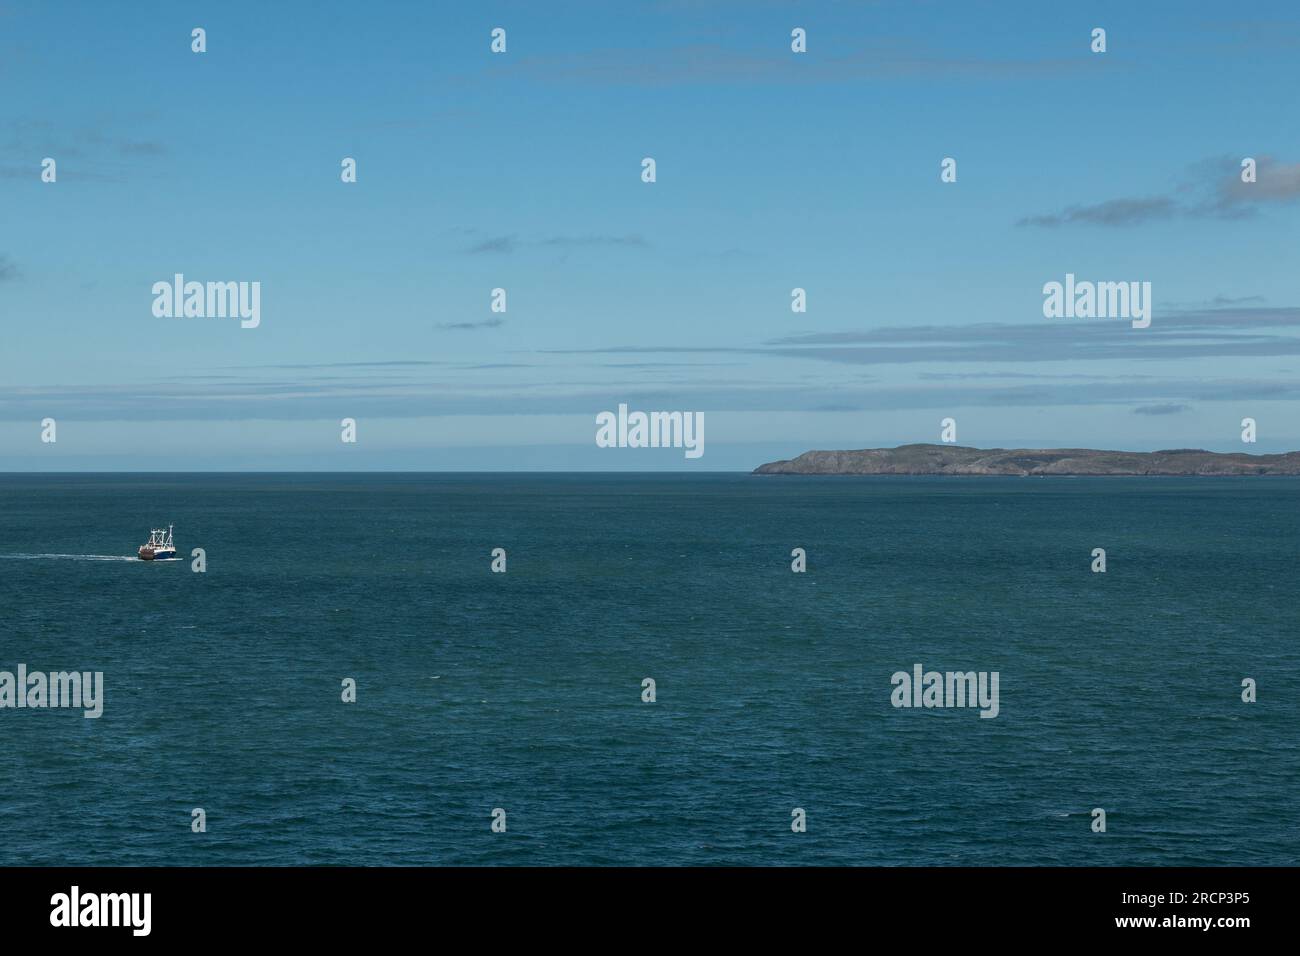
xmin=1 ymin=0 xmax=1298 ymax=470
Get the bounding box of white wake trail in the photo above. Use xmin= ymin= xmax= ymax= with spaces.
xmin=0 ymin=553 xmax=140 ymax=562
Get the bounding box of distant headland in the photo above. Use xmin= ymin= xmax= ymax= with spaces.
xmin=753 ymin=444 xmax=1300 ymax=476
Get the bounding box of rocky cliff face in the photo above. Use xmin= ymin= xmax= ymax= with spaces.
xmin=752 ymin=444 xmax=1300 ymax=476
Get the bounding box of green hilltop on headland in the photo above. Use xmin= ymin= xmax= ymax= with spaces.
xmin=752 ymin=444 xmax=1300 ymax=476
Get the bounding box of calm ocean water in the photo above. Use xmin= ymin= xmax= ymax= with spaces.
xmin=1 ymin=473 xmax=1296 ymax=866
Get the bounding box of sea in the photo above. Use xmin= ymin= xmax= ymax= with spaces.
xmin=1 ymin=473 xmax=1296 ymax=866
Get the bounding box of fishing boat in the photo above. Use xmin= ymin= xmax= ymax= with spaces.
xmin=138 ymin=525 xmax=176 ymax=561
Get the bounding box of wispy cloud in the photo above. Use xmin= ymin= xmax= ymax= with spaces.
xmin=464 ymin=234 xmax=648 ymax=255
xmin=1209 ymin=294 xmax=1266 ymax=306
xmin=219 ymin=360 xmax=446 ymax=371
xmin=466 ymin=235 xmax=519 ymax=255
xmin=538 ymin=234 xmax=648 ymax=249
xmin=1016 ymin=197 xmax=1178 ymax=228
xmin=3 ymin=374 xmax=1295 ymax=423
xmin=0 ymin=254 xmax=18 ymax=281
xmin=1017 ymin=156 xmax=1300 ymax=227
xmin=117 ymin=139 xmax=167 ymax=156
xmin=2 ymin=117 xmax=169 ymax=181
xmin=504 ymin=40 xmax=1100 ymax=88
xmin=1212 ymin=155 xmax=1300 ymax=207
xmin=7 ymin=305 xmax=1300 ymax=421
xmin=547 ymin=306 xmax=1300 ymax=367
xmin=436 ymin=317 xmax=505 ymax=331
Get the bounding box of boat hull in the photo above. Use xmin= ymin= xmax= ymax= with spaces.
xmin=139 ymin=526 xmax=176 ymax=560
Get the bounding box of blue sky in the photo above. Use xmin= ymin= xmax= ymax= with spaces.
xmin=2 ymin=0 xmax=1298 ymax=470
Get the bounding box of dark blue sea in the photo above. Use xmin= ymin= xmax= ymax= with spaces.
xmin=1 ymin=474 xmax=1296 ymax=866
